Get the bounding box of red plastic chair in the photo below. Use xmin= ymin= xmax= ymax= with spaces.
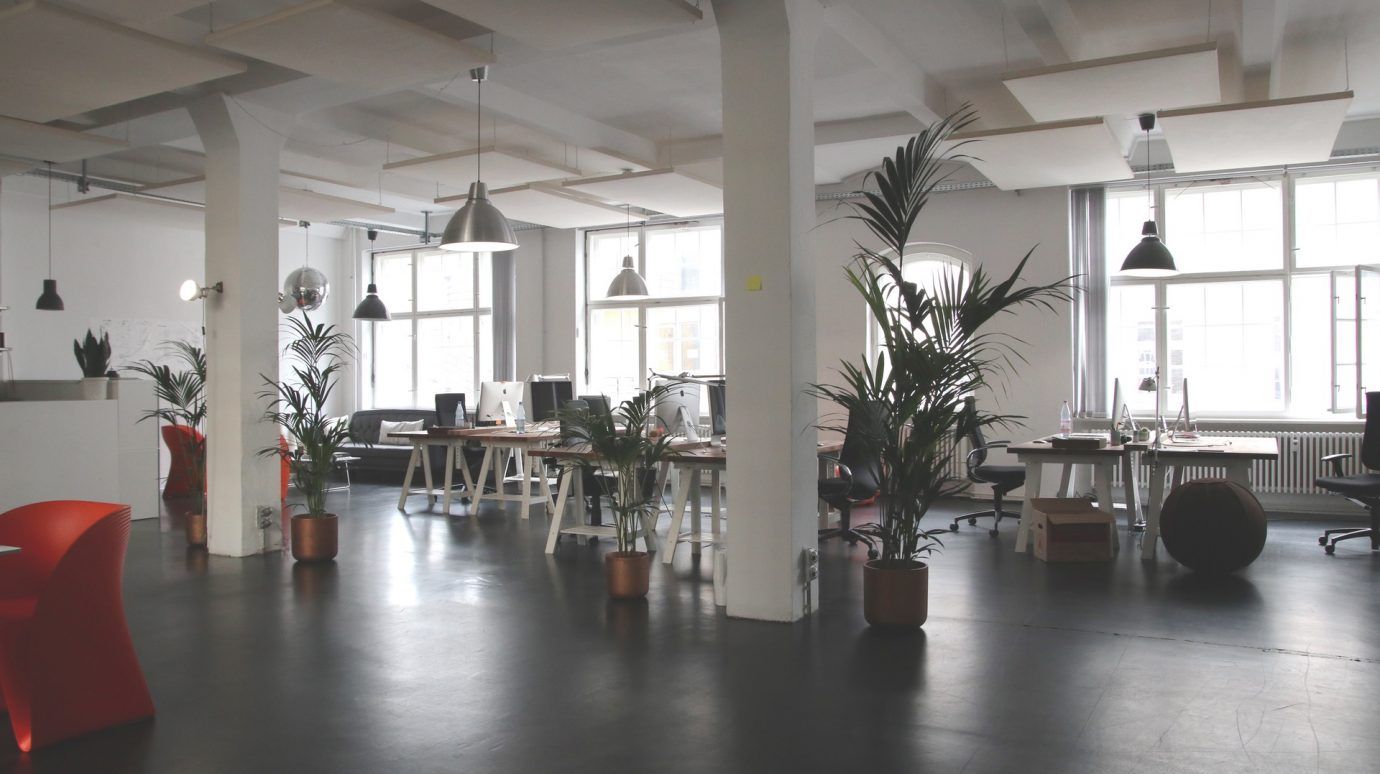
xmin=160 ymin=424 xmax=204 ymax=499
xmin=0 ymin=501 xmax=154 ymax=751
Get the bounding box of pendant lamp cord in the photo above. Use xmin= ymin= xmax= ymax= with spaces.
xmin=476 ymin=74 xmax=483 ymax=185
xmin=46 ymin=162 xmax=53 ymax=279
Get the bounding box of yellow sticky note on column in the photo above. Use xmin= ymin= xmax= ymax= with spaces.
xmin=745 ymin=275 xmax=763 ymax=291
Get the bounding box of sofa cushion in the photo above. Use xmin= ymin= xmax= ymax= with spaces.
xmin=349 ymin=409 xmax=435 ymax=444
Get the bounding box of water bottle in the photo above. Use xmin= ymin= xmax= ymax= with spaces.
xmin=453 ymin=402 xmax=464 ymax=428
xmin=1059 ymin=400 xmax=1072 ymax=438
xmin=515 ymin=400 xmax=527 ymax=433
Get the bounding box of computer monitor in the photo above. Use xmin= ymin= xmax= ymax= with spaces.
xmin=528 ymin=378 xmax=573 ymax=422
xmin=1109 ymin=378 xmax=1123 ymax=439
xmin=477 ymin=380 xmax=523 ymax=424
xmin=1173 ymin=377 xmax=1193 ymax=435
xmin=707 ymin=381 xmax=726 ymax=437
xmin=653 ymin=379 xmax=701 ymax=439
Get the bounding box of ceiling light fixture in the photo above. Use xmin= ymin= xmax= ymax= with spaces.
xmin=606 ymin=203 xmax=648 ymax=299
xmin=282 ymin=221 xmax=328 ymax=313
xmin=1120 ymin=113 xmax=1178 ymax=277
xmin=440 ymin=66 xmax=518 ymax=253
xmin=352 ymin=229 xmax=390 ymax=322
xmin=34 ymin=162 xmax=64 ymax=311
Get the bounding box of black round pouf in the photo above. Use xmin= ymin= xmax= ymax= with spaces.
xmin=1160 ymin=478 xmax=1267 ymax=573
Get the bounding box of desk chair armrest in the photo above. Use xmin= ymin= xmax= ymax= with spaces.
xmin=819 ymin=454 xmax=853 ymax=482
xmin=1321 ymin=452 xmax=1352 ymax=477
xmin=965 ymin=441 xmax=1010 ymax=467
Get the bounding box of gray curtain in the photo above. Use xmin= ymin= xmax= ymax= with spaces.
xmin=1070 ymin=186 xmax=1107 ymax=417
xmin=491 ymin=251 xmax=517 ymax=381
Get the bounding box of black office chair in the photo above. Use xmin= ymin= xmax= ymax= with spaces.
xmin=818 ymin=402 xmax=884 ymax=553
xmin=950 ymin=398 xmax=1026 ymax=537
xmin=433 ymin=392 xmax=487 ymax=498
xmin=1317 ymin=391 xmax=1380 ymax=555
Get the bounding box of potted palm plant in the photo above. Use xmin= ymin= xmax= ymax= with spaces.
xmin=73 ymin=329 xmax=112 ymax=400
xmin=260 ymin=314 xmax=356 ymax=562
xmin=558 ymin=385 xmax=675 ymax=599
xmin=812 ymin=107 xmax=1073 ymax=628
xmin=128 ymin=341 xmax=208 ymax=546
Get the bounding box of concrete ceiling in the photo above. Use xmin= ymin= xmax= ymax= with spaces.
xmin=0 ymin=0 xmax=1376 ymax=229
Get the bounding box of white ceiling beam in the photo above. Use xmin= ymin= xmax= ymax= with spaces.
xmin=820 ymin=3 xmax=947 ymax=126
xmin=664 ymin=111 xmax=923 ymax=165
xmin=1001 ymin=0 xmax=1079 ymax=65
xmin=1240 ymin=0 xmax=1290 ymax=98
xmin=416 ymin=79 xmax=658 ymax=167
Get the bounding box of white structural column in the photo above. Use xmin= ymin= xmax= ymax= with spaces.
xmin=189 ymin=95 xmax=285 ymax=557
xmin=715 ymin=0 xmax=821 ymax=621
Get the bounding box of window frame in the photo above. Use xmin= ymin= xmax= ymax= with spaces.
xmin=866 ymin=242 xmax=973 ymax=359
xmin=583 ymin=219 xmax=726 ymax=402
xmin=1104 ymin=168 xmax=1377 ymax=419
xmin=362 ymin=244 xmax=492 ymax=410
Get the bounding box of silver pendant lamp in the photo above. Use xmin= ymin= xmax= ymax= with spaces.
xmin=440 ymin=66 xmax=518 ymax=253
xmin=1120 ymin=113 xmax=1178 ymax=277
xmin=34 ymin=162 xmax=64 ymax=311
xmin=352 ymin=229 xmax=390 ymax=321
xmin=606 ymin=204 xmax=648 ymax=299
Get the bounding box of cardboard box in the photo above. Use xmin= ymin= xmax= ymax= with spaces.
xmin=1031 ymin=498 xmax=1116 ymax=562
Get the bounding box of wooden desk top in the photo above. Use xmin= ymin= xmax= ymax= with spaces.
xmin=536 ymin=440 xmax=844 ymax=465
xmin=1009 ymin=435 xmax=1279 ymax=460
xmin=390 ymin=423 xmax=562 ymax=444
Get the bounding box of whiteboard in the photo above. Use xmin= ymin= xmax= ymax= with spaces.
xmin=93 ymin=317 xmax=203 ymax=372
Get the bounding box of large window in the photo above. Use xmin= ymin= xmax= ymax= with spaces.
xmin=585 ymin=222 xmax=724 ymax=404
xmin=361 ymin=247 xmax=493 ymax=409
xmin=869 ymin=244 xmax=972 ymax=360
xmin=1103 ymin=171 xmax=1377 ymax=418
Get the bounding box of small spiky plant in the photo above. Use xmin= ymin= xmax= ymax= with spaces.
xmin=73 ymin=329 xmax=111 ymax=377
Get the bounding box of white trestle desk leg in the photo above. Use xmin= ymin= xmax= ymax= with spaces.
xmin=545 ymin=467 xmax=573 ymax=554
xmin=663 ymin=467 xmax=694 ymax=565
xmin=573 ymin=474 xmax=589 ymax=546
xmin=398 ymin=444 xmax=420 ymax=510
xmin=1142 ymin=460 xmax=1167 ymax=559
xmin=420 ymin=442 xmax=436 ymax=507
xmin=1093 ymin=462 xmax=1116 ymax=553
xmin=1122 ymin=451 xmax=1142 ymax=531
xmin=458 ymin=443 xmax=477 ymax=506
xmin=539 ymin=457 xmax=555 ymax=517
xmin=441 ymin=445 xmax=456 ymax=516
xmin=472 ymin=446 xmax=494 ymax=509
xmin=518 ymin=448 xmax=532 ymax=519
xmin=1015 ymin=461 xmax=1043 ymax=553
xmin=1058 ymin=463 xmax=1073 ymax=497
xmin=710 ymin=470 xmax=722 ymax=547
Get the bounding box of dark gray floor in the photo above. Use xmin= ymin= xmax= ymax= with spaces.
xmin=2 ymin=483 xmax=1378 ymax=773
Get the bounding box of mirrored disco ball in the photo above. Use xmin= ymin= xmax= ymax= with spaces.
xmin=283 ymin=267 xmax=329 ymax=312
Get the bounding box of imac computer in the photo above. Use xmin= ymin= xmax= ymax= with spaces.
xmin=707 ymin=381 xmax=726 ymax=438
xmin=477 ymin=380 xmax=524 ymax=424
xmin=653 ymin=379 xmax=701 ymax=440
xmin=528 ymin=376 xmax=574 ymax=422
xmin=1172 ymin=377 xmax=1195 ymax=438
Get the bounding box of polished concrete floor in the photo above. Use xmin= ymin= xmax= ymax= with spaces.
xmin=1 ymin=482 xmax=1378 ymax=773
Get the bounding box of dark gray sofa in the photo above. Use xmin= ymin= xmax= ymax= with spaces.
xmin=341 ymin=409 xmax=437 ymax=476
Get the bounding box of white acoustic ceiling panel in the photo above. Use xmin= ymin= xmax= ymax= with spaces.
xmin=140 ymin=177 xmax=396 ymax=222
xmin=385 ymin=147 xmax=579 ymax=190
xmin=0 ymin=2 xmax=246 ymax=123
xmin=563 ymin=168 xmax=722 ymax=217
xmin=1003 ymin=43 xmax=1221 ymax=122
xmin=815 ymin=134 xmax=912 ymax=184
xmin=1157 ymin=92 xmax=1353 ymax=173
xmin=205 ymin=0 xmax=491 ymax=92
xmin=418 ymin=0 xmax=702 ymax=50
xmin=0 ymin=159 xmax=33 ymax=177
xmin=0 ymin=115 xmax=128 ymax=163
xmin=61 ymin=0 xmax=207 ymax=23
xmin=51 ymin=193 xmax=204 ymax=230
xmin=437 ymin=184 xmax=629 ymax=229
xmin=948 ymin=119 xmax=1134 ymax=190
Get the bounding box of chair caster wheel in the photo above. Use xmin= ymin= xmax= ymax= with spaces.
xmin=1324 ymin=544 xmax=1335 ymax=555
xmin=1318 ymin=536 xmax=1328 ymax=546
xmin=968 ymin=517 xmax=977 ymax=526
xmin=949 ymin=523 xmax=959 ymax=532
xmin=989 ymin=529 xmax=999 ymax=538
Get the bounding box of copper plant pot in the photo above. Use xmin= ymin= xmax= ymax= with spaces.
xmin=185 ymin=512 xmax=207 ymax=548
xmin=863 ymin=559 xmax=929 ymax=629
xmin=290 ymin=513 xmax=338 ymax=562
xmin=604 ymin=551 xmax=651 ymax=600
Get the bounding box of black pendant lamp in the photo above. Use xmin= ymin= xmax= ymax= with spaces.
xmin=34 ymin=163 xmax=64 ymax=310
xmin=1120 ymin=113 xmax=1177 ymax=277
xmin=352 ymin=229 xmax=390 ymax=321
